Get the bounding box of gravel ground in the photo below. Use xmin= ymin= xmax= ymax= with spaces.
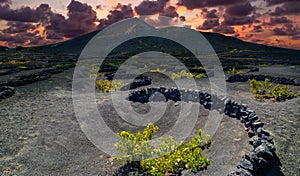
xmin=0 ymin=66 xmax=299 ymax=176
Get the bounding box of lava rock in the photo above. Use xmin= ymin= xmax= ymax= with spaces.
xmin=0 ymin=86 xmax=15 ymax=100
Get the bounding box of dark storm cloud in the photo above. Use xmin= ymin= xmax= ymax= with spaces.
xmin=270 ymin=2 xmax=300 ymax=16
xmin=96 ymin=5 xmax=103 ymax=10
xmin=3 ymin=21 xmax=35 ymax=34
xmin=63 ymin=0 xmax=97 ymax=38
xmin=291 ymin=35 xmax=300 ymax=40
xmin=251 ymin=38 xmax=263 ymax=43
xmin=213 ymin=25 xmax=235 ymax=34
xmin=0 ymin=0 xmax=10 ymax=4
xmin=45 ymin=0 xmax=98 ymax=38
xmin=201 ymin=8 xmax=218 ymax=19
xmin=98 ymin=3 xmax=134 ymax=28
xmin=0 ymin=0 xmax=99 ymax=46
xmin=233 ymin=33 xmax=240 ymax=37
xmin=246 ymin=34 xmax=254 ymax=38
xmin=160 ymin=6 xmax=179 ymax=18
xmin=265 ymin=0 xmax=298 ymax=6
xmin=29 ymin=35 xmax=45 ymax=45
xmin=46 ymin=30 xmax=64 ymax=40
xmin=0 ymin=4 xmax=52 ymax=23
xmin=253 ymin=25 xmax=263 ymax=32
xmin=273 ymin=28 xmax=287 ymax=35
xmin=198 ymin=19 xmax=219 ymax=30
xmin=179 ymin=16 xmax=186 ymax=21
xmin=273 ymin=23 xmax=300 ymax=36
xmin=177 ymin=0 xmax=247 ymax=10
xmin=135 ymin=0 xmax=169 ymax=15
xmin=226 ymin=2 xmax=255 ymax=17
xmin=223 ymin=15 xmax=254 ymax=25
xmin=269 ymin=16 xmax=292 ymax=25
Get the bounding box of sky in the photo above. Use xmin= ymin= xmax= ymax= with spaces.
xmin=0 ymin=0 xmax=299 ymax=50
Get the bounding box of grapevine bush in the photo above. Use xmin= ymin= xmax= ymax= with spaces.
xmin=227 ymin=67 xmax=245 ymax=74
xmin=171 ymin=70 xmax=205 ymax=80
xmin=249 ymin=78 xmax=296 ymax=101
xmin=115 ymin=123 xmax=211 ymax=175
xmin=95 ymin=80 xmax=123 ymax=93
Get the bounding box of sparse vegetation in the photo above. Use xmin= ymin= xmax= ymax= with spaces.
xmin=171 ymin=70 xmax=193 ymax=80
xmin=149 ymin=68 xmax=166 ymax=73
xmin=171 ymin=70 xmax=205 ymax=80
xmin=89 ymin=73 xmax=105 ymax=78
xmin=95 ymin=80 xmax=123 ymax=93
xmin=227 ymin=67 xmax=245 ymax=74
xmin=249 ymin=78 xmax=296 ymax=101
xmin=115 ymin=123 xmax=211 ymax=176
xmin=258 ymin=63 xmax=268 ymax=67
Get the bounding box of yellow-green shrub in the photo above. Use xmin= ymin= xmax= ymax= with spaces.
xmin=227 ymin=67 xmax=245 ymax=74
xmin=114 ymin=123 xmax=211 ymax=175
xmin=95 ymin=80 xmax=123 ymax=93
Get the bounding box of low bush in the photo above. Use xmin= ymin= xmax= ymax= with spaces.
xmin=227 ymin=67 xmax=245 ymax=74
xmin=249 ymin=78 xmax=295 ymax=101
xmin=115 ymin=123 xmax=211 ymax=175
xmin=171 ymin=70 xmax=205 ymax=80
xmin=95 ymin=80 xmax=123 ymax=93
xmin=171 ymin=70 xmax=193 ymax=80
xmin=149 ymin=68 xmax=166 ymax=73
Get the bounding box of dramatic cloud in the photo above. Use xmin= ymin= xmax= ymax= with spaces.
xmin=98 ymin=3 xmax=134 ymax=28
xmin=179 ymin=16 xmax=186 ymax=21
xmin=223 ymin=15 xmax=254 ymax=25
xmin=160 ymin=6 xmax=179 ymax=18
xmin=269 ymin=16 xmax=292 ymax=25
xmin=201 ymin=8 xmax=218 ymax=19
xmin=46 ymin=30 xmax=64 ymax=40
xmin=213 ymin=25 xmax=235 ymax=34
xmin=46 ymin=0 xmax=98 ymax=38
xmin=3 ymin=21 xmax=35 ymax=34
xmin=270 ymin=2 xmax=300 ymax=16
xmin=252 ymin=25 xmax=263 ymax=32
xmin=135 ymin=0 xmax=169 ymax=15
xmin=0 ymin=4 xmax=53 ymax=23
xmin=226 ymin=2 xmax=255 ymax=17
xmin=177 ymin=0 xmax=247 ymax=10
xmin=198 ymin=19 xmax=219 ymax=30
xmin=273 ymin=23 xmax=300 ymax=36
xmin=291 ymin=35 xmax=300 ymax=40
xmin=63 ymin=0 xmax=97 ymax=37
xmin=265 ymin=0 xmax=298 ymax=6
xmin=0 ymin=0 xmax=10 ymax=4
xmin=0 ymin=0 xmax=99 ymax=46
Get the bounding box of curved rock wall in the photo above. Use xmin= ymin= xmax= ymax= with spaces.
xmin=128 ymin=87 xmax=282 ymax=176
xmin=227 ymin=74 xmax=299 ymax=86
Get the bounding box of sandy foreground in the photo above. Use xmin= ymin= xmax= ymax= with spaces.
xmin=0 ymin=67 xmax=299 ymax=176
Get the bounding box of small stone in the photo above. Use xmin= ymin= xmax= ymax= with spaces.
xmin=229 ymin=168 xmax=253 ymax=176
xmin=247 ymin=129 xmax=255 ymax=138
xmin=252 ymin=121 xmax=264 ymax=128
xmin=238 ymin=158 xmax=254 ymax=172
xmin=254 ymin=144 xmax=273 ymax=161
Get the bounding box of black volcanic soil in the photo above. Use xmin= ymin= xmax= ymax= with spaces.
xmin=0 ymin=66 xmax=299 ymax=176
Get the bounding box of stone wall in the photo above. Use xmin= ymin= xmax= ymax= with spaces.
xmin=227 ymin=74 xmax=299 ymax=86
xmin=127 ymin=87 xmax=282 ymax=176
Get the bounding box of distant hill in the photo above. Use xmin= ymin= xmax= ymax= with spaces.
xmin=5 ymin=18 xmax=300 ymax=64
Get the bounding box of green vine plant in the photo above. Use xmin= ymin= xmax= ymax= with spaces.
xmin=114 ymin=123 xmax=211 ymax=175
xmin=171 ymin=70 xmax=205 ymax=80
xmin=249 ymin=78 xmax=296 ymax=101
xmin=227 ymin=67 xmax=245 ymax=74
xmin=95 ymin=80 xmax=123 ymax=93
